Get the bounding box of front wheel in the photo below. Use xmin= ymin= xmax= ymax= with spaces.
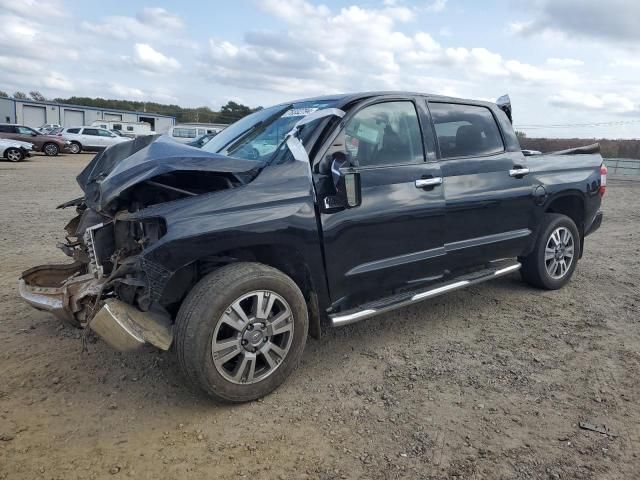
xmin=43 ymin=143 xmax=59 ymax=156
xmin=520 ymin=213 xmax=581 ymax=290
xmin=5 ymin=147 xmax=24 ymax=162
xmin=175 ymin=262 xmax=308 ymax=402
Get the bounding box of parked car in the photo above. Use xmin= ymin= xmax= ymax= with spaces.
xmin=0 ymin=124 xmax=71 ymax=156
xmin=0 ymin=138 xmax=33 ymax=162
xmin=46 ymin=127 xmax=65 ymax=136
xmin=19 ymin=92 xmax=605 ymax=402
xmin=38 ymin=124 xmax=61 ymax=133
xmin=60 ymin=126 xmax=131 ymax=153
xmin=185 ymin=132 xmax=217 ymax=148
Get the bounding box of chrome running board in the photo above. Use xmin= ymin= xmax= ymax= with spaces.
xmin=330 ymin=262 xmax=521 ymax=327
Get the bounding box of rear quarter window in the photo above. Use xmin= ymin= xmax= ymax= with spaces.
xmin=429 ymin=103 xmax=504 ymax=159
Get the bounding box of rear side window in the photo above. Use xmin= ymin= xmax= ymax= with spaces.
xmin=83 ymin=128 xmax=99 ymax=136
xmin=0 ymin=125 xmax=15 ymax=133
xmin=67 ymin=128 xmax=80 ymax=134
xmin=429 ymin=103 xmax=503 ymax=159
xmin=344 ymin=101 xmax=424 ymax=168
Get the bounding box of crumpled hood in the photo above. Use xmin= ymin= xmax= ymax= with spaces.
xmin=77 ymin=135 xmax=261 ymax=213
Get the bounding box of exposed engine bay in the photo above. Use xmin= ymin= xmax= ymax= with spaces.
xmin=18 ymin=135 xmax=259 ymax=346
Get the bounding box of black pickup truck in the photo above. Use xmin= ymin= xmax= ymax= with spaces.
xmin=19 ymin=92 xmax=606 ymax=402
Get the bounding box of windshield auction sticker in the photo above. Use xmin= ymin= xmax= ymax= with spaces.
xmin=282 ymin=107 xmax=319 ymax=118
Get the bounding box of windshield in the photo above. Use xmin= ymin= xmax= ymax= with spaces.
xmin=202 ymin=99 xmax=339 ymax=162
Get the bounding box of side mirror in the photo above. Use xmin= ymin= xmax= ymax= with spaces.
xmin=31 ymin=132 xmax=38 ymax=136
xmin=322 ymin=153 xmax=361 ymax=211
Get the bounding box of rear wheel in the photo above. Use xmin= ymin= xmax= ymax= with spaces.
xmin=5 ymin=147 xmax=23 ymax=162
xmin=520 ymin=213 xmax=581 ymax=289
xmin=175 ymin=262 xmax=308 ymax=402
xmin=43 ymin=143 xmax=59 ymax=156
xmin=69 ymin=142 xmax=81 ymax=154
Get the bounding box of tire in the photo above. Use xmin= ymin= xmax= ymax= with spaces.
xmin=43 ymin=143 xmax=59 ymax=156
xmin=520 ymin=213 xmax=581 ymax=290
xmin=175 ymin=262 xmax=309 ymax=403
xmin=5 ymin=147 xmax=23 ymax=162
xmin=69 ymin=142 xmax=81 ymax=154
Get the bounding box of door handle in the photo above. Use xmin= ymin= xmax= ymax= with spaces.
xmin=415 ymin=177 xmax=443 ymax=188
xmin=509 ymin=167 xmax=530 ymax=178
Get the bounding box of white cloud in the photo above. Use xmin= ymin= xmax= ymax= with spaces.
xmin=136 ymin=7 xmax=184 ymax=29
xmin=130 ymin=43 xmax=181 ymax=73
xmin=43 ymin=72 xmax=73 ymax=91
xmin=546 ymin=58 xmax=584 ymax=68
xmin=82 ymin=7 xmax=186 ymax=44
xmin=549 ymin=90 xmax=637 ymax=113
xmin=425 ymin=0 xmax=448 ymax=13
xmin=0 ymin=0 xmax=64 ymax=19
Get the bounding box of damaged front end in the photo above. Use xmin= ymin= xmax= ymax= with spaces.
xmin=19 ymin=135 xmax=258 ymax=351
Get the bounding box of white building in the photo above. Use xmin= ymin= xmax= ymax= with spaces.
xmin=0 ymin=97 xmax=175 ymax=133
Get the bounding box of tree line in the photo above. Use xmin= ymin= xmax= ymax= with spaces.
xmin=519 ymin=136 xmax=640 ymax=160
xmin=0 ymin=89 xmax=260 ymax=125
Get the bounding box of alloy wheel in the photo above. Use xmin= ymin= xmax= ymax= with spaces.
xmin=211 ymin=290 xmax=294 ymax=385
xmin=6 ymin=148 xmax=22 ymax=162
xmin=44 ymin=144 xmax=58 ymax=156
xmin=544 ymin=226 xmax=575 ymax=279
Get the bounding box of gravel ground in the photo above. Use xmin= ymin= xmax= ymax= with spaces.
xmin=1 ymin=154 xmax=639 ymax=480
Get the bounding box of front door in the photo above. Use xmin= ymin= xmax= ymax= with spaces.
xmin=428 ymin=101 xmax=535 ymax=272
xmin=316 ymin=98 xmax=447 ymax=309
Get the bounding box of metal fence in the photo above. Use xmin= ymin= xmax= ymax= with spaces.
xmin=604 ymin=158 xmax=640 ymax=176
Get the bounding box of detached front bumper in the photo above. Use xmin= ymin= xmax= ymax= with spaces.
xmin=19 ymin=263 xmax=173 ymax=352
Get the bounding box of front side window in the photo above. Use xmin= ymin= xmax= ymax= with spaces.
xmin=17 ymin=126 xmax=37 ymax=135
xmin=344 ymin=101 xmax=424 ymax=168
xmin=429 ymin=103 xmax=504 ymax=159
xmin=98 ymin=129 xmax=113 ymax=136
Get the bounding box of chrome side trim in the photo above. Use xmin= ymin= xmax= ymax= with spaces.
xmin=346 ymin=246 xmax=447 ymax=276
xmin=331 ymin=309 xmax=377 ymax=326
xmin=445 ymin=229 xmax=531 ymax=252
xmin=494 ymin=264 xmax=521 ymax=276
xmin=411 ymin=280 xmax=469 ymax=301
xmin=330 ymin=262 xmax=521 ymax=327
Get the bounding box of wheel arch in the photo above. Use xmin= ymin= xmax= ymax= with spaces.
xmin=543 ymin=191 xmax=586 ymax=257
xmin=159 ymin=244 xmax=323 ymax=339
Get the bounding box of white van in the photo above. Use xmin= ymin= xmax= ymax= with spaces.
xmin=91 ymin=120 xmax=154 ymax=138
xmin=168 ymin=125 xmax=225 ymax=144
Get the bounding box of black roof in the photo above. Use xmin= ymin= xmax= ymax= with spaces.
xmin=278 ymin=91 xmax=497 ymax=109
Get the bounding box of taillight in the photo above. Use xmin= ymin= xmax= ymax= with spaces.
xmin=599 ymin=164 xmax=607 ymax=197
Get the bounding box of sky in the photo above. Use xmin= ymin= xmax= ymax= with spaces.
xmin=1 ymin=0 xmax=639 ymax=138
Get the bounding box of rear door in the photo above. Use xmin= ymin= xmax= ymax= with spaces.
xmin=427 ymin=101 xmax=534 ymax=272
xmin=316 ymin=97 xmax=447 ymax=308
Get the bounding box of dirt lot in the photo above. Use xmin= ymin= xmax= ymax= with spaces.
xmin=1 ymin=153 xmax=639 ymax=480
